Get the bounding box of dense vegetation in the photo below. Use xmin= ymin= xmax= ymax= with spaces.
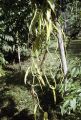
xmin=0 ymin=0 xmax=81 ymax=120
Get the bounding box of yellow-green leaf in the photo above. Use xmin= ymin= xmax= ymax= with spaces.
xmin=24 ymin=67 xmax=30 ymax=84
xmin=47 ymin=0 xmax=55 ymax=12
xmin=46 ymin=20 xmax=52 ymax=41
xmin=34 ymin=104 xmax=38 ymax=120
xmin=47 ymin=9 xmax=51 ymax=21
xmin=44 ymin=112 xmax=48 ymax=120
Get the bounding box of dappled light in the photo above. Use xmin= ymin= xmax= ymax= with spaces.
xmin=0 ymin=0 xmax=81 ymax=120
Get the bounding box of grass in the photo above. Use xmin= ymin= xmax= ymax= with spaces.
xmin=0 ymin=69 xmax=37 ymax=120
xmin=0 ymin=38 xmax=81 ymax=120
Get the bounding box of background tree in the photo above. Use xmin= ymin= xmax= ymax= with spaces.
xmin=0 ymin=0 xmax=32 ymax=63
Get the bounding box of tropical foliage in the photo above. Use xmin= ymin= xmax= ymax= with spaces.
xmin=0 ymin=0 xmax=81 ymax=120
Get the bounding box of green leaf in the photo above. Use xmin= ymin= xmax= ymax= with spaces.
xmin=70 ymin=98 xmax=76 ymax=111
xmin=63 ymin=100 xmax=70 ymax=108
xmin=24 ymin=67 xmax=30 ymax=84
xmin=44 ymin=112 xmax=48 ymax=120
xmin=34 ymin=104 xmax=38 ymax=120
xmin=60 ymin=106 xmax=66 ymax=115
xmin=47 ymin=0 xmax=55 ymax=12
xmin=71 ymin=67 xmax=77 ymax=77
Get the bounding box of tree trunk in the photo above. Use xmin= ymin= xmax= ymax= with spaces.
xmin=18 ymin=45 xmax=21 ymax=70
xmin=56 ymin=22 xmax=68 ymax=76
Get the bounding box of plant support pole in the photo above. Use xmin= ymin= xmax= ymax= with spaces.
xmin=56 ymin=22 xmax=68 ymax=76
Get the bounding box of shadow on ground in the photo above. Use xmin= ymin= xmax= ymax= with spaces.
xmin=0 ymin=67 xmax=61 ymax=120
xmin=0 ymin=68 xmax=36 ymax=120
xmin=0 ymin=66 xmax=81 ymax=120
